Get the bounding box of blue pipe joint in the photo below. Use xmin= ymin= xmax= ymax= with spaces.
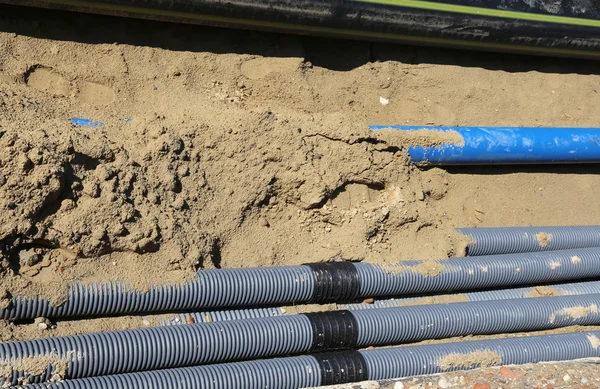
xmin=369 ymin=126 xmax=600 ymax=165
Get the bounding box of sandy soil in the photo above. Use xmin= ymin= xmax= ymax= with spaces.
xmin=2 ymin=3 xmax=600 ymax=385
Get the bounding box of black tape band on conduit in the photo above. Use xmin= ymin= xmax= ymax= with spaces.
xmin=305 ymin=262 xmax=360 ymax=303
xmin=304 ymin=311 xmax=358 ymax=351
xmin=312 ymin=350 xmax=368 ymax=386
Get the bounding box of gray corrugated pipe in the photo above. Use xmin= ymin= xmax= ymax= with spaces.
xmin=14 ymin=330 xmax=600 ymax=389
xmin=5 ymin=248 xmax=600 ymax=321
xmin=458 ymin=225 xmax=600 ymax=256
xmin=3 ymin=294 xmax=600 ymax=386
xmin=340 ymin=279 xmax=600 ymax=310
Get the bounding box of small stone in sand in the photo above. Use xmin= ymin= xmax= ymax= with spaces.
xmin=438 ymin=376 xmax=452 ymax=388
xmin=499 ymin=366 xmax=519 ymax=379
xmin=34 ymin=317 xmax=51 ymax=331
xmin=258 ymin=217 xmax=270 ymax=227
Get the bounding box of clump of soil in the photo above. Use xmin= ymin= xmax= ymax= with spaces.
xmin=395 ymin=293 xmax=470 ymax=307
xmin=550 ymin=304 xmax=599 ymax=324
xmin=438 ymin=350 xmax=501 ymax=371
xmin=588 ymin=334 xmax=600 ymax=349
xmin=412 ymin=260 xmax=446 ymax=277
xmin=562 ymin=305 xmax=599 ymax=320
xmin=527 ymin=286 xmax=562 ymax=298
xmin=377 ymin=259 xmax=451 ymax=277
xmin=370 ymin=128 xmax=465 ymax=148
xmin=536 ymin=232 xmax=552 ymax=247
xmin=0 ymin=351 xmax=72 ymax=384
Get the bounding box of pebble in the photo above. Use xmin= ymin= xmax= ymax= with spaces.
xmin=472 ymin=383 xmax=490 ymax=389
xmin=177 ymin=165 xmax=190 ymax=177
xmin=137 ymin=238 xmax=158 ymax=253
xmin=61 ymin=198 xmax=76 ymax=211
xmin=34 ymin=317 xmax=51 ymax=331
xmin=111 ymin=223 xmax=126 ymax=236
xmin=172 ymin=196 xmax=187 ymax=210
xmin=363 ymin=298 xmax=375 ymax=304
xmin=84 ymin=182 xmax=101 ymax=198
xmin=499 ymin=366 xmax=519 ymax=379
xmin=437 ymin=376 xmax=452 ymax=388
xmin=19 ymin=249 xmax=40 ymax=267
xmin=581 ymin=377 xmax=589 ymax=384
xmin=381 ymin=206 xmax=390 ymax=217
xmin=258 ymin=217 xmax=270 ymax=227
xmin=563 ymin=374 xmax=571 ymax=382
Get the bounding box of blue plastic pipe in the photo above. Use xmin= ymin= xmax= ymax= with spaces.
xmin=369 ymin=126 xmax=600 ymax=165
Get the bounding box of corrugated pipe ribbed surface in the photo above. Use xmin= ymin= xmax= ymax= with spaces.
xmin=14 ymin=355 xmax=322 ymax=389
xmin=0 ymin=316 xmax=313 ymax=386
xmin=1 ymin=266 xmax=314 ymax=320
xmin=5 ymin=248 xmax=600 ymax=321
xmin=15 ymin=331 xmax=600 ymax=389
xmin=458 ymin=226 xmax=600 ymax=256
xmin=3 ymin=294 xmax=600 ymax=385
xmin=355 ymin=248 xmax=600 ymax=298
xmin=340 ymin=280 xmax=600 ymax=310
xmin=351 ymin=293 xmax=600 ymax=346
xmin=363 ymin=330 xmax=600 ymax=380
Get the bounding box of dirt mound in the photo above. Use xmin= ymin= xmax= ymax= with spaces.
xmin=0 ymin=33 xmax=464 ymax=307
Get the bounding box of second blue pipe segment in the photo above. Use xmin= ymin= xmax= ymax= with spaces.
xmin=3 ymin=293 xmax=600 ymax=385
